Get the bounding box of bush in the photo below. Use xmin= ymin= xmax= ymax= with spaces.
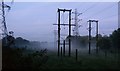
xmin=2 ymin=47 xmax=48 ymax=71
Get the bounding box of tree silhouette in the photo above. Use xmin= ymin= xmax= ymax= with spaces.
xmin=110 ymin=28 xmax=120 ymax=50
xmin=98 ymin=35 xmax=111 ymax=56
xmin=2 ymin=35 xmax=15 ymax=47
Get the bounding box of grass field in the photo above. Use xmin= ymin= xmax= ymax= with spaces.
xmin=2 ymin=47 xmax=120 ymax=71
xmin=40 ymin=51 xmax=120 ymax=71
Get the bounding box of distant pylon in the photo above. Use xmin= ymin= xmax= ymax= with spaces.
xmin=72 ymin=9 xmax=82 ymax=36
xmin=0 ymin=0 xmax=11 ymax=46
xmin=0 ymin=0 xmax=11 ymax=38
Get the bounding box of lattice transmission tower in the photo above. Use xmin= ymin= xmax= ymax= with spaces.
xmin=0 ymin=0 xmax=11 ymax=39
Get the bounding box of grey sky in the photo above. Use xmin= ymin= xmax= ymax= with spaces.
xmin=5 ymin=2 xmax=118 ymax=42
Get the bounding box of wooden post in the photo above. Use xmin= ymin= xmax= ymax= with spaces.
xmin=88 ymin=20 xmax=91 ymax=55
xmin=69 ymin=10 xmax=72 ymax=57
xmin=76 ymin=49 xmax=78 ymax=61
xmin=61 ymin=47 xmax=62 ymax=57
xmin=56 ymin=9 xmax=72 ymax=57
xmin=63 ymin=40 xmax=65 ymax=56
xmin=88 ymin=20 xmax=99 ymax=55
xmin=96 ymin=21 xmax=99 ymax=54
xmin=58 ymin=9 xmax=60 ymax=56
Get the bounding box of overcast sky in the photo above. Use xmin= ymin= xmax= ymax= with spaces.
xmin=3 ymin=2 xmax=118 ymax=42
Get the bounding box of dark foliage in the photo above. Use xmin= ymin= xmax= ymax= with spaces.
xmin=2 ymin=35 xmax=15 ymax=47
xmin=110 ymin=28 xmax=120 ymax=50
xmin=98 ymin=35 xmax=111 ymax=56
xmin=15 ymin=37 xmax=30 ymax=44
xmin=2 ymin=47 xmax=48 ymax=71
xmin=98 ymin=36 xmax=111 ymax=50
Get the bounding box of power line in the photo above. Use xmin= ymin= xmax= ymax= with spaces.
xmin=79 ymin=3 xmax=117 ymax=27
xmin=99 ymin=14 xmax=117 ymax=21
xmin=75 ymin=3 xmax=116 ymax=29
xmin=80 ymin=14 xmax=117 ymax=29
xmin=83 ymin=3 xmax=117 ymax=20
xmin=81 ymin=3 xmax=98 ymax=14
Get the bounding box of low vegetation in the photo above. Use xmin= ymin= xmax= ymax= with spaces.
xmin=2 ymin=28 xmax=120 ymax=71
